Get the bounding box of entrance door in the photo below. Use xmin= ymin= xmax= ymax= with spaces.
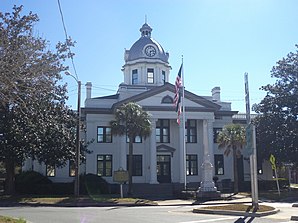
xmin=157 ymin=155 xmax=171 ymax=183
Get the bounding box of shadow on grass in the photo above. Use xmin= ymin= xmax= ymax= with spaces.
xmin=259 ymin=187 xmax=298 ymax=202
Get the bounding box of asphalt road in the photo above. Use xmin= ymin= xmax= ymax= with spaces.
xmin=0 ymin=203 xmax=296 ymax=223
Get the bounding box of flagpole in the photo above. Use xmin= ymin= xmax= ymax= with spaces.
xmin=181 ymin=56 xmax=187 ymax=191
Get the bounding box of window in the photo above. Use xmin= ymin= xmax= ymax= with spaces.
xmin=69 ymin=160 xmax=75 ymax=177
xmin=186 ymin=155 xmax=198 ymax=175
xmin=132 ymin=69 xmax=138 ymax=84
xmin=127 ymin=135 xmax=142 ymax=143
xmin=162 ymin=70 xmax=166 ymax=84
xmin=97 ymin=127 xmax=112 ymax=143
xmin=126 ymin=155 xmax=142 ymax=176
xmin=214 ymin=154 xmax=224 ymax=175
xmin=156 ymin=119 xmax=170 ymax=143
xmin=186 ymin=120 xmax=197 ymax=143
xmin=213 ymin=128 xmax=222 ymax=143
xmin=147 ymin=68 xmax=154 ymax=83
xmin=215 ymin=115 xmax=223 ymax=120
xmin=46 ymin=165 xmax=55 ymax=177
xmin=97 ymin=155 xmax=112 ymax=176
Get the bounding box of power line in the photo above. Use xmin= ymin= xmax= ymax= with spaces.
xmin=57 ymin=0 xmax=79 ymax=80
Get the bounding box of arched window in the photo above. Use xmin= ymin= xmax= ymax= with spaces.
xmin=161 ymin=95 xmax=173 ymax=104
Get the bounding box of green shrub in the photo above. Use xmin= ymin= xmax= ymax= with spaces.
xmin=15 ymin=171 xmax=52 ymax=194
xmin=80 ymin=173 xmax=110 ymax=195
xmin=51 ymin=183 xmax=73 ymax=195
xmin=258 ymin=179 xmax=289 ymax=191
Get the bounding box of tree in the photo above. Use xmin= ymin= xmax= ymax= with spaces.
xmin=253 ymin=45 xmax=298 ymax=166
xmin=0 ymin=5 xmax=80 ymax=194
xmin=217 ymin=124 xmax=246 ymax=193
xmin=110 ymin=102 xmax=151 ymax=195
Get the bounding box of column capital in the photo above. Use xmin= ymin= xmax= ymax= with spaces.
xmin=150 ymin=118 xmax=157 ymax=126
xmin=203 ymin=119 xmax=214 ymax=130
xmin=205 ymin=119 xmax=214 ymax=124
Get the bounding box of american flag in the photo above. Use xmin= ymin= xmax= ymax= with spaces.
xmin=174 ymin=64 xmax=183 ymax=125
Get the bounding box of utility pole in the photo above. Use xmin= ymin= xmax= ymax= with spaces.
xmin=244 ymin=72 xmax=259 ymax=209
xmin=74 ymin=80 xmax=81 ymax=197
xmin=66 ymin=71 xmax=81 ymax=197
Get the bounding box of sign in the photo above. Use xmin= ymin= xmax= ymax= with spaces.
xmin=244 ymin=72 xmax=251 ymax=124
xmin=270 ymin=154 xmax=280 ymax=195
xmin=270 ymin=154 xmax=276 ymax=170
xmin=113 ymin=169 xmax=129 ymax=183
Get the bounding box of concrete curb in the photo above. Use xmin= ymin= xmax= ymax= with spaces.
xmin=291 ymin=203 xmax=298 ymax=220
xmin=193 ymin=208 xmax=280 ymax=217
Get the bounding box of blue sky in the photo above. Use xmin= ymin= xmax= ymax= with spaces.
xmin=1 ymin=0 xmax=298 ymax=113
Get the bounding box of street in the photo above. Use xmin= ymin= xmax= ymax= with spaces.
xmin=0 ymin=202 xmax=297 ymax=223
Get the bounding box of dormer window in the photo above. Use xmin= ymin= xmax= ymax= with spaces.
xmin=147 ymin=68 xmax=154 ymax=84
xmin=132 ymin=69 xmax=138 ymax=84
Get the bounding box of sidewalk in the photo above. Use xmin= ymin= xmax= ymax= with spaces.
xmin=156 ymin=194 xmax=298 ymax=219
xmin=156 ymin=193 xmax=251 ymax=206
xmin=1 ymin=193 xmax=297 ymax=220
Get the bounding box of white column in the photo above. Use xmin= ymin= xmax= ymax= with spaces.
xmin=207 ymin=119 xmax=215 ymax=167
xmin=179 ymin=122 xmax=185 ymax=183
xmin=119 ymin=135 xmax=127 ymax=170
xmin=199 ymin=119 xmax=217 ymax=192
xmin=149 ymin=119 xmax=158 ymax=184
xmin=23 ymin=158 xmax=33 ymax=171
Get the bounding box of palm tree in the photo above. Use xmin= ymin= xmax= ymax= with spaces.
xmin=217 ymin=124 xmax=246 ymax=193
xmin=110 ymin=102 xmax=151 ymax=195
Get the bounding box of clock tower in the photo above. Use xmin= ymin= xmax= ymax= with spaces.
xmin=121 ymin=22 xmax=171 ymax=87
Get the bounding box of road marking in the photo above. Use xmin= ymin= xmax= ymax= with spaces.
xmin=179 ymin=216 xmax=236 ymax=223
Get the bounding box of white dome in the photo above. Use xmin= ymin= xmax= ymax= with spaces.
xmin=125 ymin=23 xmax=169 ymax=63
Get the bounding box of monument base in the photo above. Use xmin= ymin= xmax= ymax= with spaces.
xmin=196 ymin=190 xmax=221 ymax=200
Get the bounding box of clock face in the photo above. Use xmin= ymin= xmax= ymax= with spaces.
xmin=145 ymin=45 xmax=156 ymax=57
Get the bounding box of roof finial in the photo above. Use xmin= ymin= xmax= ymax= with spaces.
xmin=145 ymin=15 xmax=147 ymax=24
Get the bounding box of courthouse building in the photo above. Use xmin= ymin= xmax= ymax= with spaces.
xmin=24 ymin=22 xmax=273 ymax=194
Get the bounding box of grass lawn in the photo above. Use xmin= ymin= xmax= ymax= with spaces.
xmin=0 ymin=216 xmax=26 ymax=223
xmin=0 ymin=194 xmax=157 ymax=206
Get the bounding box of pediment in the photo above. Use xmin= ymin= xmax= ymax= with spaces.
xmin=112 ymin=83 xmax=220 ymax=112
xmin=157 ymin=144 xmax=176 ymax=155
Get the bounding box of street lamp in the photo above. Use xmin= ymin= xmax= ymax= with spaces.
xmin=65 ymin=71 xmax=81 ymax=197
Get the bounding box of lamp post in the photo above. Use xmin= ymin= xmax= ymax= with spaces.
xmin=65 ymin=71 xmax=81 ymax=197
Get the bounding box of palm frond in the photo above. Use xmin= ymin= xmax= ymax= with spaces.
xmin=217 ymin=124 xmax=246 ymax=157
